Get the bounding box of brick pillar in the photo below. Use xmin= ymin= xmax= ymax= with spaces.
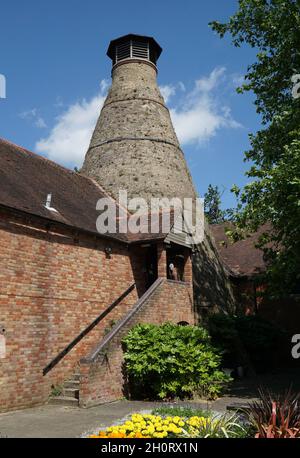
xmin=184 ymin=250 xmax=193 ymax=285
xmin=184 ymin=250 xmax=194 ymax=321
xmin=157 ymin=243 xmax=167 ymax=278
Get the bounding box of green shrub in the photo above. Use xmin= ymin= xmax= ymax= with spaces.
xmin=122 ymin=323 xmax=231 ymax=400
xmin=50 ymin=384 xmax=63 ymax=397
xmin=209 ymin=313 xmax=286 ymax=372
xmin=208 ymin=314 xmax=239 ymax=365
xmin=151 ymin=405 xmax=211 ymax=418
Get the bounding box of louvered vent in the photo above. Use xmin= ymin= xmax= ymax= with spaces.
xmin=115 ymin=40 xmax=150 ymax=64
xmin=132 ymin=41 xmax=149 ymax=59
xmin=108 ymin=34 xmax=162 ymax=67
xmin=115 ymin=41 xmax=131 ymax=62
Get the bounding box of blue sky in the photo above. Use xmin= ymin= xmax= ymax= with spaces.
xmin=0 ymin=0 xmax=261 ymax=209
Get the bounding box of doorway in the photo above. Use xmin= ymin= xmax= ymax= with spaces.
xmin=166 ymin=244 xmax=186 ymax=282
xmin=144 ymin=245 xmax=158 ymax=289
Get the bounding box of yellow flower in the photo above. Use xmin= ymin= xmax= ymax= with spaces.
xmin=88 ymin=412 xmax=189 ymax=439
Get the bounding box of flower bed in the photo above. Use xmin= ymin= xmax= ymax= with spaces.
xmin=88 ymin=390 xmax=300 ymax=439
xmin=89 ymin=411 xmax=248 ymax=439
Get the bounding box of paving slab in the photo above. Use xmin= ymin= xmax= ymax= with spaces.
xmin=1 ymin=369 xmax=298 ymax=438
xmin=0 ymin=400 xmax=212 ymax=438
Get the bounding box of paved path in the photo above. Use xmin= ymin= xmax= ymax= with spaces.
xmin=0 ymin=400 xmax=206 ymax=438
xmin=1 ymin=369 xmax=298 ymax=438
xmin=0 ymin=397 xmax=254 ymax=438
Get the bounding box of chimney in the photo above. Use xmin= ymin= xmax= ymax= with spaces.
xmin=81 ymin=34 xmax=197 ymax=205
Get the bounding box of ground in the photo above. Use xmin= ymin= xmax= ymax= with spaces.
xmin=0 ymin=369 xmax=298 ymax=438
xmin=0 ymin=400 xmax=238 ymax=438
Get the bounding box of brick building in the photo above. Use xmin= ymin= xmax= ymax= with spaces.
xmin=0 ymin=34 xmax=282 ymax=412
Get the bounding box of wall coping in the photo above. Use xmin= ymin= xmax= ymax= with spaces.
xmin=166 ymin=279 xmax=191 ymax=287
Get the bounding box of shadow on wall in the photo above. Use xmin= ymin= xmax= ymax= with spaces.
xmin=192 ymin=227 xmax=236 ymax=318
xmin=259 ymin=295 xmax=300 ymax=336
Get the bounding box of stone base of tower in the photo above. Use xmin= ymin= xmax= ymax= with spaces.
xmin=81 ymin=56 xmax=197 ymax=207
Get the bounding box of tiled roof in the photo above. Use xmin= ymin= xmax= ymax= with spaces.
xmin=0 ymin=138 xmax=269 ymax=273
xmin=0 ymin=138 xmax=170 ymax=243
xmin=210 ymin=223 xmax=268 ymax=277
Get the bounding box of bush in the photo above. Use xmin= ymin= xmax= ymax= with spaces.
xmin=122 ymin=323 xmax=231 ymax=400
xmin=247 ymin=388 xmax=300 ymax=438
xmin=209 ymin=313 xmax=286 ymax=372
xmin=208 ymin=314 xmax=239 ymax=367
xmin=151 ymin=405 xmax=211 ymax=418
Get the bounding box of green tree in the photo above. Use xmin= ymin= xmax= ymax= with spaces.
xmin=204 ymin=184 xmax=235 ymax=223
xmin=210 ymin=0 xmax=300 ymax=296
xmin=204 ymin=184 xmax=225 ymax=224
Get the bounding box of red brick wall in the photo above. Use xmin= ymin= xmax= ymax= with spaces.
xmin=79 ymin=279 xmax=195 ymax=407
xmin=0 ymin=207 xmax=195 ymax=412
xmin=231 ymin=278 xmax=258 ymax=315
xmin=258 ymin=294 xmax=300 ymax=336
xmin=157 ymin=243 xmax=167 ymax=278
xmin=232 ymin=277 xmax=300 ymax=335
xmin=0 ymin=209 xmax=139 ymax=412
xmin=232 ymin=278 xmax=300 ymax=365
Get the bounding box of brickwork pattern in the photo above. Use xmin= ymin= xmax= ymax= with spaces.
xmin=0 ymin=210 xmax=139 ymax=412
xmin=79 ymin=279 xmax=195 ymax=407
xmin=0 ymin=210 xmax=195 ymax=412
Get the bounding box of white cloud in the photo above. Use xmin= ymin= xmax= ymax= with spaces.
xmin=35 ymin=70 xmax=241 ymax=168
xmin=159 ymin=84 xmax=176 ymax=104
xmin=159 ymin=82 xmax=187 ymax=104
xmin=19 ymin=108 xmax=37 ymax=119
xmin=54 ymin=96 xmax=64 ymax=108
xmin=178 ymin=82 xmax=186 ymax=92
xmin=232 ymin=73 xmax=245 ymax=87
xmin=35 ymin=80 xmax=109 ymax=167
xmin=195 ymin=67 xmax=226 ymax=92
xmin=19 ymin=108 xmax=47 ymax=129
xmin=35 ymin=117 xmax=47 ymax=128
xmin=169 ymin=67 xmax=241 ymax=146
